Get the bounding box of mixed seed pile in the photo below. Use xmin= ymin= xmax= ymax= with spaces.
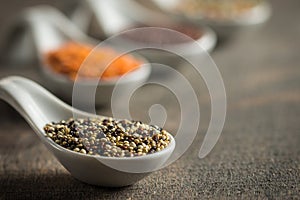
xmin=44 ymin=118 xmax=171 ymax=157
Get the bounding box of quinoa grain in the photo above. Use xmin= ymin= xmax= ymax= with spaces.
xmin=44 ymin=118 xmax=171 ymax=157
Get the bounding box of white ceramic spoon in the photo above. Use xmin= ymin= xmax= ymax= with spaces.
xmin=0 ymin=76 xmax=175 ymax=187
xmin=21 ymin=6 xmax=151 ymax=106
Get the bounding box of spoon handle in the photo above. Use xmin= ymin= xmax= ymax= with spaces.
xmin=0 ymin=6 xmax=96 ymax=64
xmin=0 ymin=76 xmax=72 ymax=135
xmin=0 ymin=76 xmax=46 ymax=139
xmin=24 ymin=6 xmax=95 ymax=57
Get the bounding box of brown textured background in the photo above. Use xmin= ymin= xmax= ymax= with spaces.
xmin=0 ymin=0 xmax=299 ymax=199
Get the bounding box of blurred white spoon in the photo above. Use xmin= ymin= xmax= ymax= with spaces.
xmin=2 ymin=5 xmax=151 ymax=106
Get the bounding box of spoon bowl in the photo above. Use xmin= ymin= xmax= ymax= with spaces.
xmin=41 ymin=51 xmax=151 ymax=107
xmin=151 ymin=0 xmax=272 ymax=37
xmin=109 ymin=26 xmax=216 ymax=68
xmin=0 ymin=76 xmax=175 ymax=187
xmin=117 ymin=0 xmax=271 ymax=38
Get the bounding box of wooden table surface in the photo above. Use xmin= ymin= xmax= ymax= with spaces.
xmin=0 ymin=0 xmax=299 ymax=199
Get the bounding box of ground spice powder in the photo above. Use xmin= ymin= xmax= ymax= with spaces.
xmin=45 ymin=42 xmax=142 ymax=80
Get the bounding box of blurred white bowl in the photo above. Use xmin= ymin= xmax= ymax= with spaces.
xmin=152 ymin=0 xmax=272 ymax=37
xmin=41 ymin=55 xmax=151 ymax=107
xmin=116 ymin=0 xmax=271 ymax=38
